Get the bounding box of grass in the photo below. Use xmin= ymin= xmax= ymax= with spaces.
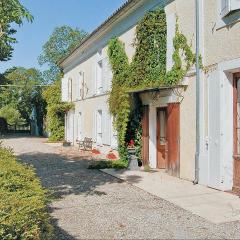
xmin=88 ymin=159 xmax=128 ymax=170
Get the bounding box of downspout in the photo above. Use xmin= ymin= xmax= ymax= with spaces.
xmin=194 ymin=0 xmax=200 ymax=185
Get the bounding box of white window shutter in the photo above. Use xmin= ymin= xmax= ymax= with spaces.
xmin=102 ymin=57 xmax=113 ymax=93
xmin=76 ymin=75 xmax=80 ymax=100
xmin=111 ymin=117 xmax=118 ymax=149
xmin=92 ymin=110 xmax=96 ymax=142
xmin=102 ymin=109 xmax=111 ymax=145
xmin=94 ymin=64 xmax=98 ymax=95
xmin=231 ymin=0 xmax=240 ymax=11
xmin=61 ymin=77 xmax=68 ymax=102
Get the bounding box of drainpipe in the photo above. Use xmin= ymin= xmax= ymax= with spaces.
xmin=194 ymin=0 xmax=200 ymax=185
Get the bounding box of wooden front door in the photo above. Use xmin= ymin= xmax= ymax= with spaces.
xmin=157 ymin=108 xmax=167 ymax=169
xmin=233 ymin=73 xmax=240 ymax=193
xmin=142 ymin=105 xmax=149 ymax=166
xmin=167 ymin=103 xmax=180 ymax=177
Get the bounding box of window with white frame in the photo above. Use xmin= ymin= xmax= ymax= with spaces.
xmin=220 ymin=0 xmax=240 ymax=18
xmin=96 ymin=60 xmax=103 ymax=94
xmin=77 ymin=71 xmax=84 ymax=100
xmin=77 ymin=112 xmax=83 ymax=140
xmin=68 ymin=78 xmax=72 ymax=102
xmin=96 ymin=110 xmax=103 ymax=145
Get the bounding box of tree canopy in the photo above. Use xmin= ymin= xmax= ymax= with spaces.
xmin=0 ymin=67 xmax=46 ymax=127
xmin=38 ymin=25 xmax=88 ymax=82
xmin=0 ymin=105 xmax=24 ymax=126
xmin=0 ymin=0 xmax=33 ymax=61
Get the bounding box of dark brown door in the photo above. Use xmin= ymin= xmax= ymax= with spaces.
xmin=233 ymin=73 xmax=240 ymax=193
xmin=167 ymin=103 xmax=180 ymax=177
xmin=142 ymin=105 xmax=149 ymax=166
xmin=157 ymin=108 xmax=167 ymax=169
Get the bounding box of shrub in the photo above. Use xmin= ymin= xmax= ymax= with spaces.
xmin=0 ymin=105 xmax=25 ymax=126
xmin=0 ymin=144 xmax=53 ymax=240
xmin=88 ymin=160 xmax=128 ymax=170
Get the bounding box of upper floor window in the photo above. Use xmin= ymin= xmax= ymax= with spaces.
xmin=221 ymin=0 xmax=240 ymax=18
xmin=68 ymin=78 xmax=72 ymax=102
xmin=96 ymin=60 xmax=103 ymax=94
xmin=77 ymin=71 xmax=84 ymax=100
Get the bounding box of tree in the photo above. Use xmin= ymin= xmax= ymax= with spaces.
xmin=0 ymin=0 xmax=33 ymax=61
xmin=0 ymin=67 xmax=46 ymax=134
xmin=0 ymin=105 xmax=25 ymax=126
xmin=38 ymin=25 xmax=88 ymax=82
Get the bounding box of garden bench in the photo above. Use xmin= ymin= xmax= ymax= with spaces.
xmin=76 ymin=137 xmax=93 ymax=151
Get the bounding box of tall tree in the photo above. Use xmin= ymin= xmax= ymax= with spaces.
xmin=0 ymin=0 xmax=33 ymax=61
xmin=0 ymin=67 xmax=46 ymax=133
xmin=38 ymin=25 xmax=88 ymax=82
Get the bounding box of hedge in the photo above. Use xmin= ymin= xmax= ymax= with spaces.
xmin=0 ymin=144 xmax=53 ymax=240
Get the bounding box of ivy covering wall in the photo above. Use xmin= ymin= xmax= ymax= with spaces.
xmin=107 ymin=8 xmax=196 ymax=163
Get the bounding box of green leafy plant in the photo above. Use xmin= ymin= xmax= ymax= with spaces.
xmin=0 ymin=143 xmax=53 ymax=239
xmin=165 ymin=21 xmax=195 ymax=85
xmin=88 ymin=160 xmax=128 ymax=170
xmin=0 ymin=0 xmax=33 ymax=61
xmin=0 ymin=105 xmax=25 ymax=126
xmin=107 ymin=38 xmax=131 ymax=162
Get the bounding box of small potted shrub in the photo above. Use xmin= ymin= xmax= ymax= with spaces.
xmin=127 ymin=139 xmax=136 ymax=155
xmin=63 ymin=140 xmax=71 ymax=147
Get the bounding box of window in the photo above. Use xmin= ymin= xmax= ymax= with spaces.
xmin=159 ymin=109 xmax=167 ymax=145
xmin=96 ymin=110 xmax=103 ymax=145
xmin=96 ymin=60 xmax=103 ymax=94
xmin=77 ymin=71 xmax=84 ymax=100
xmin=68 ymin=78 xmax=72 ymax=102
xmin=77 ymin=112 xmax=83 ymax=140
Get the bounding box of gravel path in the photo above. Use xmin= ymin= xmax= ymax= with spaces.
xmin=2 ymin=135 xmax=240 ymax=239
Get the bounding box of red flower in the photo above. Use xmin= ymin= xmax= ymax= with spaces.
xmin=106 ymin=152 xmax=117 ymax=160
xmin=128 ymin=139 xmax=135 ymax=147
xmin=92 ymin=149 xmax=101 ymax=154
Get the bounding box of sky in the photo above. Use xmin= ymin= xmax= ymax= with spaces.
xmin=0 ymin=0 xmax=127 ymax=73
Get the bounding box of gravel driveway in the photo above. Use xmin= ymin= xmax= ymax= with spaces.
xmin=2 ymin=135 xmax=240 ymax=239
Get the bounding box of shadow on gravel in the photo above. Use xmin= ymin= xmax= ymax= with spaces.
xmin=17 ymin=150 xmax=143 ymax=239
xmin=17 ymin=151 xmax=142 ymax=198
xmin=52 ymin=218 xmax=77 ymax=240
xmin=0 ymin=133 xmax=32 ymax=139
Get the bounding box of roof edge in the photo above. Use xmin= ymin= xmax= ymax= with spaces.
xmin=58 ymin=0 xmax=139 ymax=67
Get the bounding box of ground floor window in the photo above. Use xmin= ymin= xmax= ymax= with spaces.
xmin=96 ymin=110 xmax=103 ymax=145
xmin=77 ymin=112 xmax=83 ymax=140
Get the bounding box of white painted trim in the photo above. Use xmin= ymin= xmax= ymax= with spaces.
xmin=206 ymin=57 xmax=240 ymax=191
xmin=218 ymin=57 xmax=240 ymax=72
xmin=149 ymin=104 xmax=157 ymax=168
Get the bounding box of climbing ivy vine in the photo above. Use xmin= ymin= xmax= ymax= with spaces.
xmin=107 ymin=8 xmax=196 ymax=163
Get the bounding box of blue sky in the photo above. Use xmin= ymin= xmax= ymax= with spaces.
xmin=0 ymin=0 xmax=127 ymax=73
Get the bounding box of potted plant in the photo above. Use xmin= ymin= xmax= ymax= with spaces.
xmin=63 ymin=140 xmax=71 ymax=147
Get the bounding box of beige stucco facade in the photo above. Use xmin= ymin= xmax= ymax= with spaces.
xmin=61 ymin=0 xmax=240 ymax=188
xmin=61 ymin=0 xmax=198 ymax=182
